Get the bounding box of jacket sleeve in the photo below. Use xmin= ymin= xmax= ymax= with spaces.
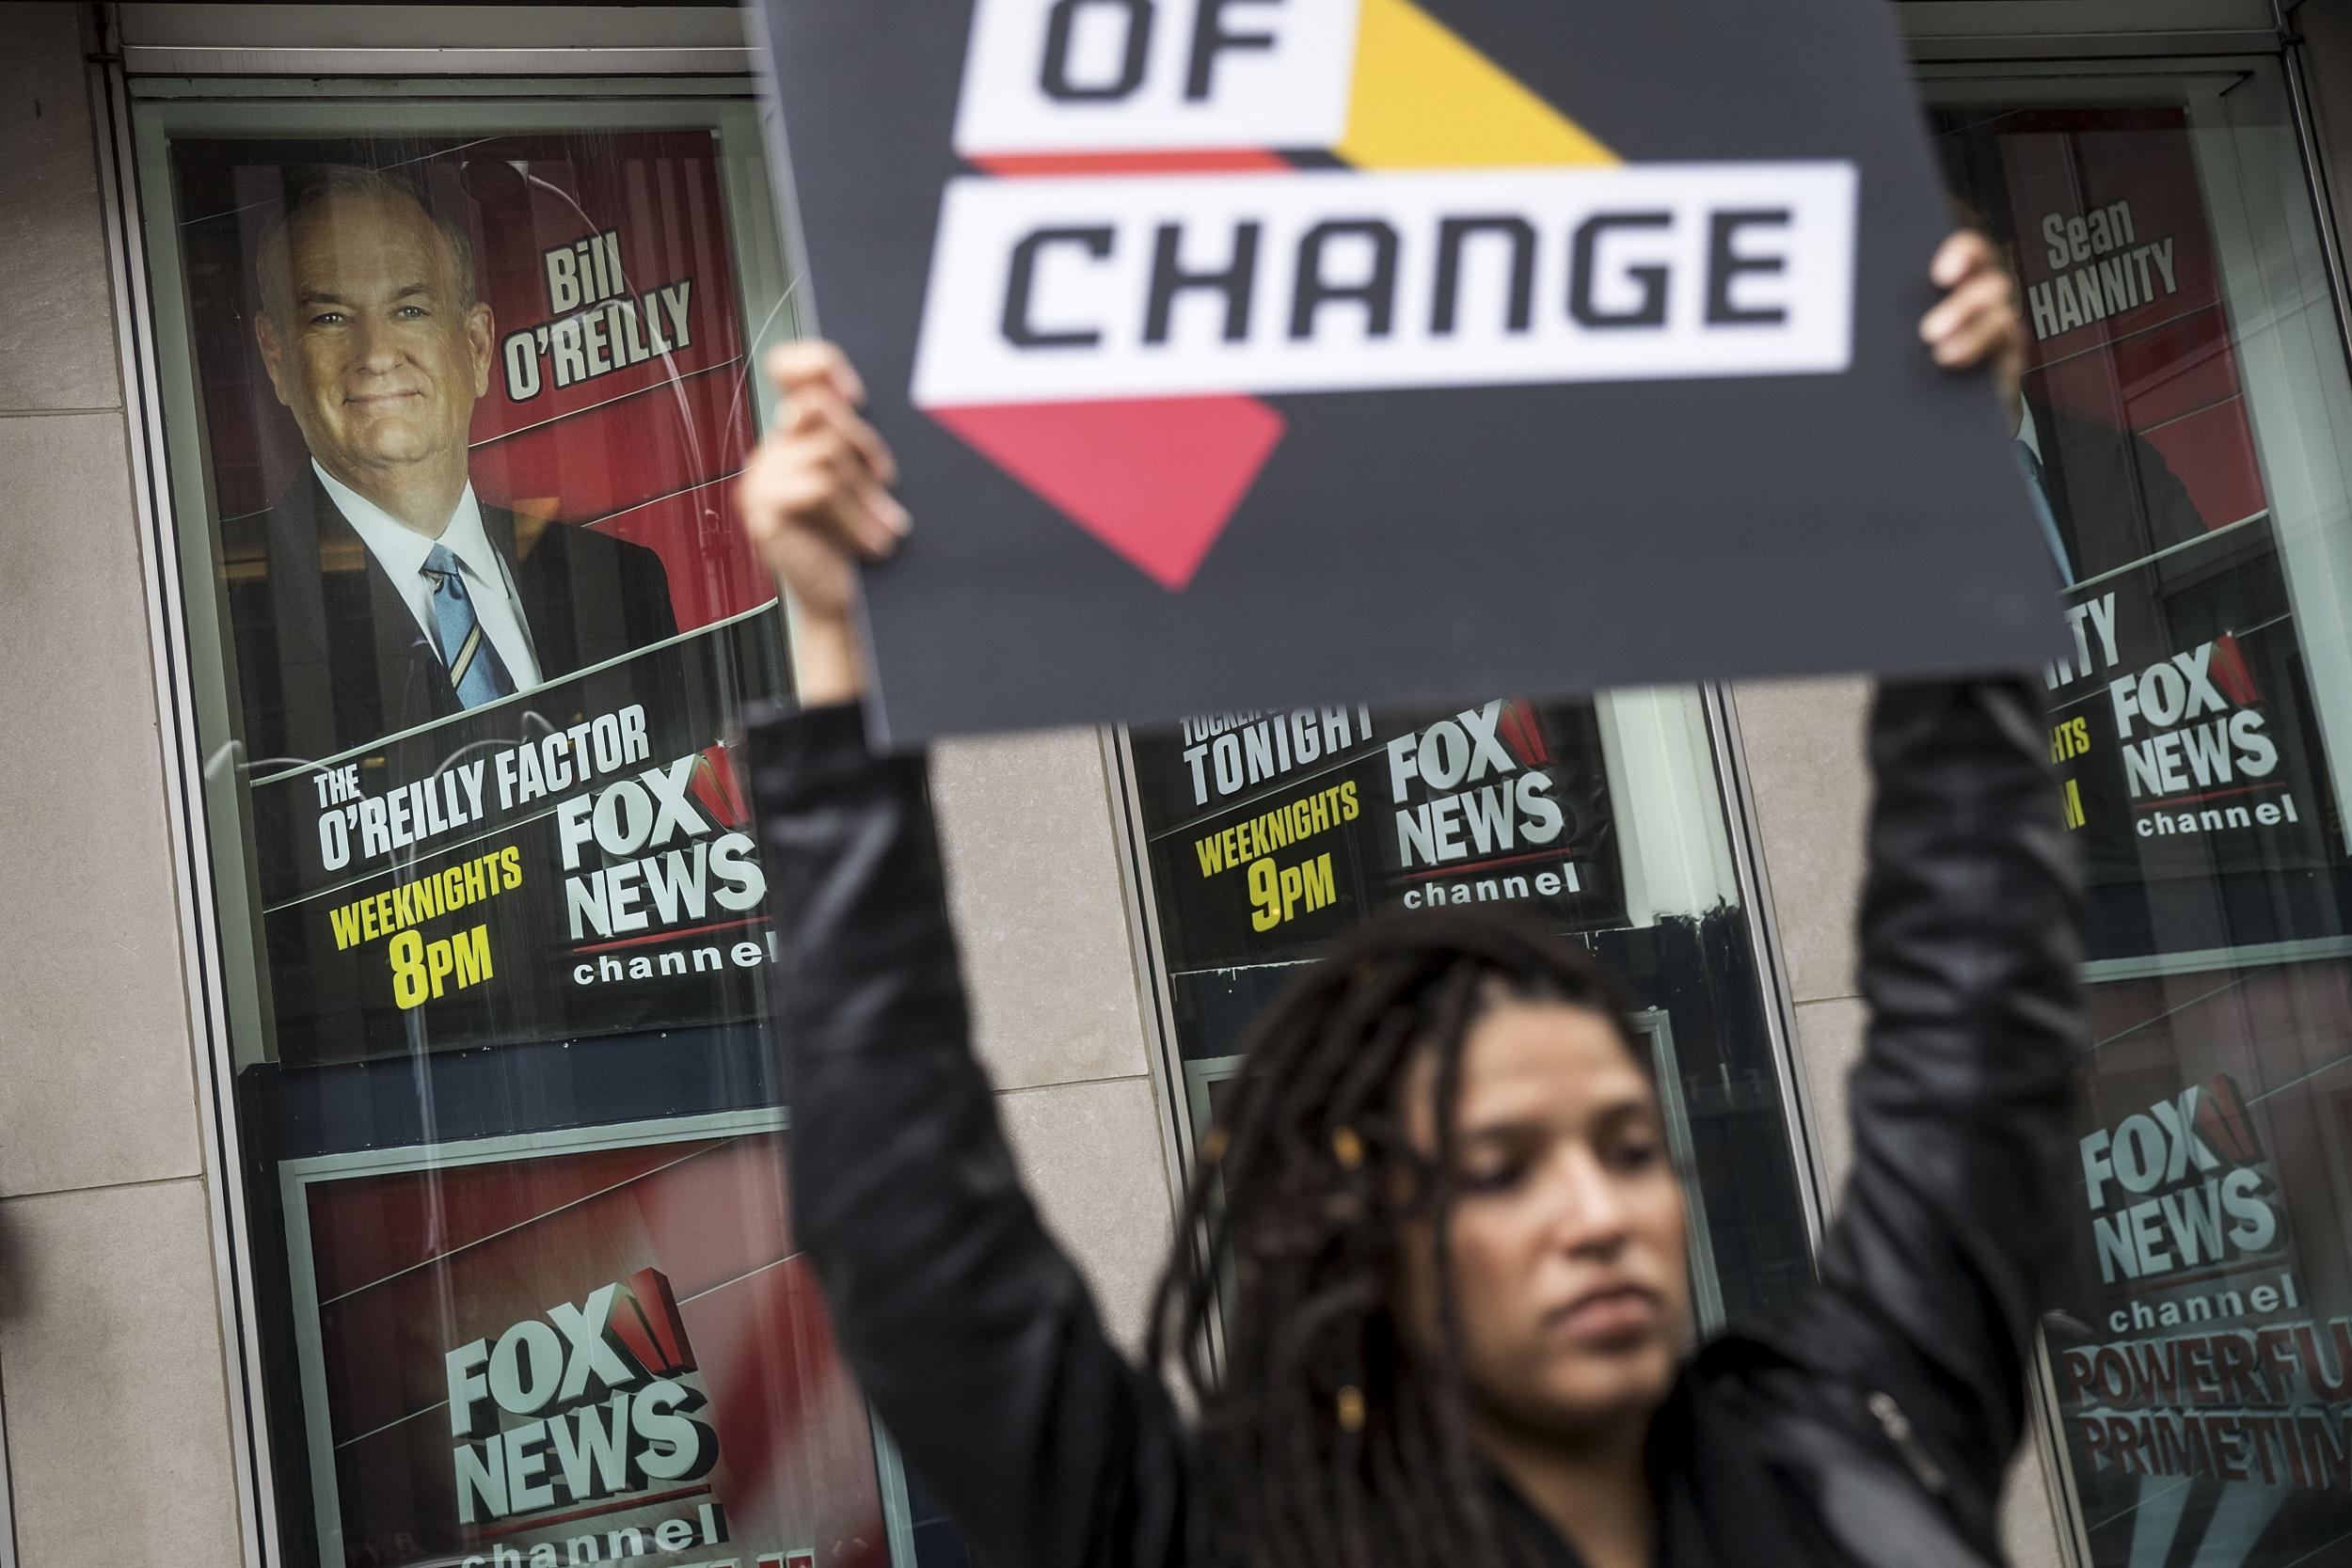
xmin=744 ymin=701 xmax=1196 ymax=1568
xmin=628 ymin=537 xmax=680 ymax=644
xmin=1793 ymin=678 xmax=2085 ymax=1502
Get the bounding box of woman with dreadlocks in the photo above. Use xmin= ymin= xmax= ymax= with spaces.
xmin=735 ymin=227 xmax=2075 ymax=1568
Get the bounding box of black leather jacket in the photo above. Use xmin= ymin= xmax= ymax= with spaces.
xmin=746 ymin=679 xmax=2082 ymax=1568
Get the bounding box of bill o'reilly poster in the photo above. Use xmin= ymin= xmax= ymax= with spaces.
xmin=171 ymin=133 xmax=791 ymax=1066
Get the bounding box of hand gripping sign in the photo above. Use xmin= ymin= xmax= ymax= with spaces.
xmin=760 ymin=0 xmax=2061 ymax=740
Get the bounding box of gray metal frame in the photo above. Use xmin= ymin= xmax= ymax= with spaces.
xmin=1899 ymin=0 xmax=2281 ymax=60
xmin=0 ymin=1364 xmax=18 ymax=1568
xmin=1097 ymin=724 xmax=1235 ymax=1381
xmin=1101 ymin=728 xmax=1216 ymax=1199
xmin=1699 ymin=688 xmax=1836 ymax=1252
xmin=110 ymin=3 xmax=755 ymax=77
xmin=2281 ymin=8 xmax=2352 ymax=435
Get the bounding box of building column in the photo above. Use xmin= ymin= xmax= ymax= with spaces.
xmin=0 ymin=6 xmax=246 ymax=1563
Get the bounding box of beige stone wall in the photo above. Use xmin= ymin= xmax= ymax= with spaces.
xmin=0 ymin=5 xmax=248 ymax=1563
xmin=930 ymin=729 xmax=1179 ymax=1352
xmin=1730 ymin=675 xmax=2071 ymax=1568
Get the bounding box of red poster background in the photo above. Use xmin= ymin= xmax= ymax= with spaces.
xmin=2000 ymin=106 xmax=2265 ymax=532
xmin=300 ymin=1128 xmax=891 ymax=1568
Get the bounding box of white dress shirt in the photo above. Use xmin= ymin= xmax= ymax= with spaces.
xmin=2011 ymin=404 xmax=2074 ymax=586
xmin=313 ymin=460 xmax=545 ymax=690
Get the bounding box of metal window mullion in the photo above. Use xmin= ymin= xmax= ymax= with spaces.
xmin=1901 ymin=0 xmax=2281 ymax=61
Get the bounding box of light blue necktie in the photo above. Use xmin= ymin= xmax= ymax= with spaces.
xmin=2018 ymin=440 xmax=2074 ymax=588
xmin=421 ymin=544 xmax=516 ymax=708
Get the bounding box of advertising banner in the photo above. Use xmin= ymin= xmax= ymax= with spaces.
xmin=169 ymin=132 xmax=787 ymax=1065
xmin=1130 ymin=695 xmax=1622 ymax=974
xmin=762 ymin=0 xmax=2061 ymax=741
xmin=283 ymin=1114 xmax=896 ymax=1568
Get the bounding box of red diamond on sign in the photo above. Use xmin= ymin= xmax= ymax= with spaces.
xmin=930 ymin=394 xmax=1286 ymax=591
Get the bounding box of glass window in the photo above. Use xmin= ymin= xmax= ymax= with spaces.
xmin=133 ymin=78 xmax=958 ymax=1568
xmin=1931 ymin=57 xmax=2352 ymax=1568
xmin=1121 ymin=686 xmax=1817 ymax=1332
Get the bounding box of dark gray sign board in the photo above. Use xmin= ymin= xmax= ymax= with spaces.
xmin=756 ymin=0 xmax=2063 ymax=743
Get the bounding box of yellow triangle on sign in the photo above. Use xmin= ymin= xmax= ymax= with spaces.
xmin=1337 ymin=0 xmax=1619 ymax=170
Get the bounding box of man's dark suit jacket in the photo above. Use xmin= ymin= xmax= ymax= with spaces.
xmin=223 ymin=473 xmax=679 ymax=766
xmin=2034 ymin=402 xmax=2208 ymax=584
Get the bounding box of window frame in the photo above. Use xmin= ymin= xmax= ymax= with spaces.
xmin=1910 ymin=40 xmax=2352 ymax=1568
xmin=91 ymin=21 xmax=817 ymax=1562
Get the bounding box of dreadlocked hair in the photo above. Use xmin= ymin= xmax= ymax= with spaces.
xmin=1148 ymin=905 xmax=1645 ymax=1568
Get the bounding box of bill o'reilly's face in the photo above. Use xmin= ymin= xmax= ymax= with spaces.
xmin=256 ymin=189 xmax=494 ymax=496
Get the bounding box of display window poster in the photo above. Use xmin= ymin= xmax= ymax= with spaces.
xmin=282 ymin=1112 xmax=906 ymax=1568
xmin=161 ymin=127 xmax=792 ymax=1065
xmin=1940 ymin=105 xmax=2344 ymax=960
xmin=2039 ymin=965 xmax=2352 ymax=1568
xmin=1931 ymin=91 xmax=2352 ymax=1566
xmin=1128 ymin=696 xmax=1623 ymax=976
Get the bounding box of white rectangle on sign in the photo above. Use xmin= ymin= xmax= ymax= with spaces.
xmin=954 ymin=0 xmax=1361 ymax=155
xmin=910 ymin=164 xmax=1860 ymax=408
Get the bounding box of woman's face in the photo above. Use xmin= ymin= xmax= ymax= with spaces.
xmin=1398 ymin=999 xmax=1692 ymax=1442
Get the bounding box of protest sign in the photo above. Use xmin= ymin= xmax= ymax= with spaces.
xmin=759 ymin=0 xmax=2063 ymax=742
